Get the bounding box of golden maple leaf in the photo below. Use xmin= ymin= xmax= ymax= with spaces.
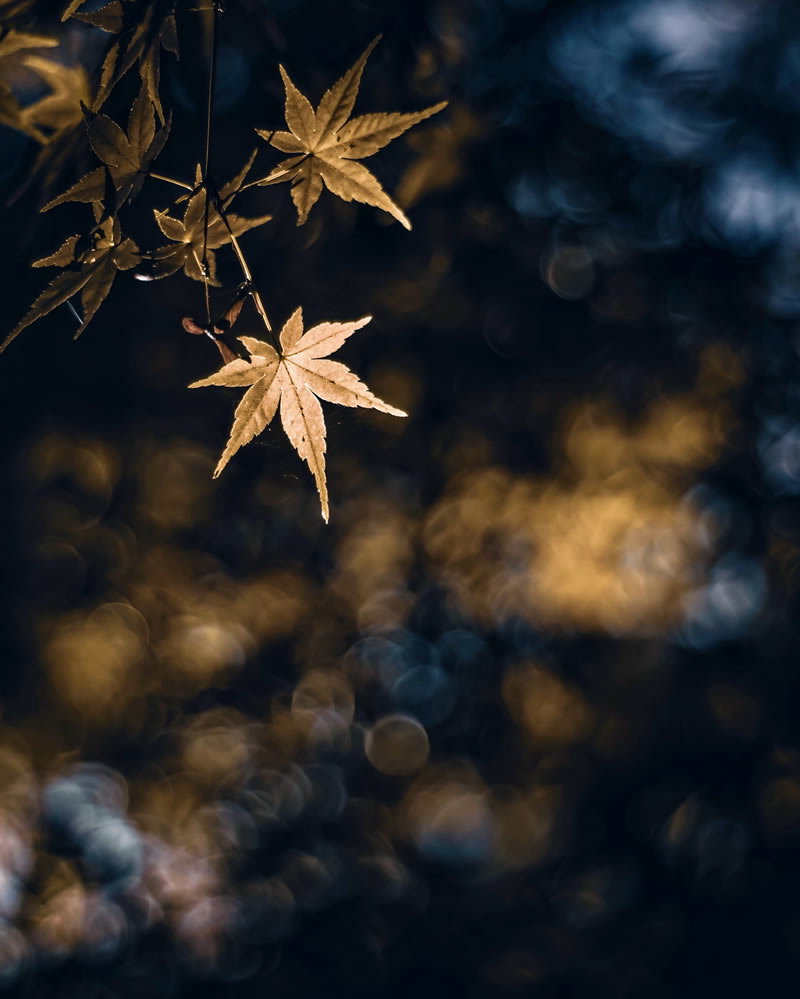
xmin=151 ymin=153 xmax=270 ymax=285
xmin=256 ymin=35 xmax=447 ymax=229
xmin=190 ymin=307 xmax=406 ymax=521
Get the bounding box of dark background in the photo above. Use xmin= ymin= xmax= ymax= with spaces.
xmin=2 ymin=0 xmax=800 ymax=996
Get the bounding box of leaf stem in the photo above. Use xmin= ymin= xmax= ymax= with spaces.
xmin=149 ymin=171 xmax=193 ymax=190
xmin=241 ymin=156 xmax=308 ymax=190
xmin=224 ymin=224 xmax=273 ymax=334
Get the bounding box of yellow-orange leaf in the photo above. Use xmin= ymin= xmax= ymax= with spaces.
xmin=255 ymin=36 xmax=447 ymax=229
xmin=190 ymin=307 xmax=406 ymax=521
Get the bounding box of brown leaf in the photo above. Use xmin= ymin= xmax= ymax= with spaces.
xmin=256 ymin=36 xmax=447 ymax=228
xmin=32 ymin=234 xmax=80 ymax=268
xmin=44 ymin=82 xmax=169 ymax=210
xmin=189 ymin=308 xmax=406 ymax=521
xmin=76 ymin=253 xmax=118 ymax=336
xmin=3 ymin=265 xmax=95 ymax=351
xmin=71 ymin=1 xmax=123 ymax=33
xmin=152 ymin=155 xmax=270 ymax=284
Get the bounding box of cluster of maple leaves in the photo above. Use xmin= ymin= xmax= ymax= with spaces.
xmin=0 ymin=1 xmax=447 ymax=519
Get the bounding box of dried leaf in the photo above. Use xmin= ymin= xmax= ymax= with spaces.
xmin=190 ymin=308 xmax=406 ymax=521
xmin=255 ymin=36 xmax=447 ymax=229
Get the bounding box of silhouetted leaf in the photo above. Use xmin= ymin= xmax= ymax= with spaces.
xmin=190 ymin=308 xmax=406 ymax=521
xmin=43 ymin=82 xmax=170 ymax=210
xmin=4 ymin=217 xmax=139 ymax=349
xmin=71 ymin=1 xmax=123 ymax=32
xmin=83 ymin=0 xmax=179 ymax=123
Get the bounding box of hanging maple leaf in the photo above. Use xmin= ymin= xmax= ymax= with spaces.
xmin=150 ymin=153 xmax=270 ymax=285
xmin=64 ymin=0 xmax=178 ymax=123
xmin=3 ymin=210 xmax=139 ymax=351
xmin=256 ymin=35 xmax=447 ymax=229
xmin=190 ymin=307 xmax=406 ymax=521
xmin=42 ymin=81 xmax=171 ymax=211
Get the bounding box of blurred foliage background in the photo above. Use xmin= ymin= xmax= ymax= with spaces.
xmin=3 ymin=0 xmax=800 ymax=996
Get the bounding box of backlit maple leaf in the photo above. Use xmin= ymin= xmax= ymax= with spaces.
xmin=190 ymin=307 xmax=406 ymax=521
xmin=256 ymin=35 xmax=447 ymax=229
xmin=150 ymin=153 xmax=270 ymax=285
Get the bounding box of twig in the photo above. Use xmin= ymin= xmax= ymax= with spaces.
xmin=195 ymin=0 xmax=274 ymax=345
xmin=205 ymin=180 xmax=274 ymax=337
xmin=200 ymin=0 xmax=219 ymax=324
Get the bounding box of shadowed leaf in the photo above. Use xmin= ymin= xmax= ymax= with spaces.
xmin=3 ymin=267 xmax=95 ymax=349
xmin=4 ymin=217 xmax=139 ymax=349
xmin=71 ymin=1 xmax=123 ymax=32
xmin=44 ymin=83 xmax=170 ymax=210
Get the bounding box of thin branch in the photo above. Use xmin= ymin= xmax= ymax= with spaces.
xmin=194 ymin=0 xmax=274 ymax=346
xmin=200 ymin=0 xmax=219 ymax=317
